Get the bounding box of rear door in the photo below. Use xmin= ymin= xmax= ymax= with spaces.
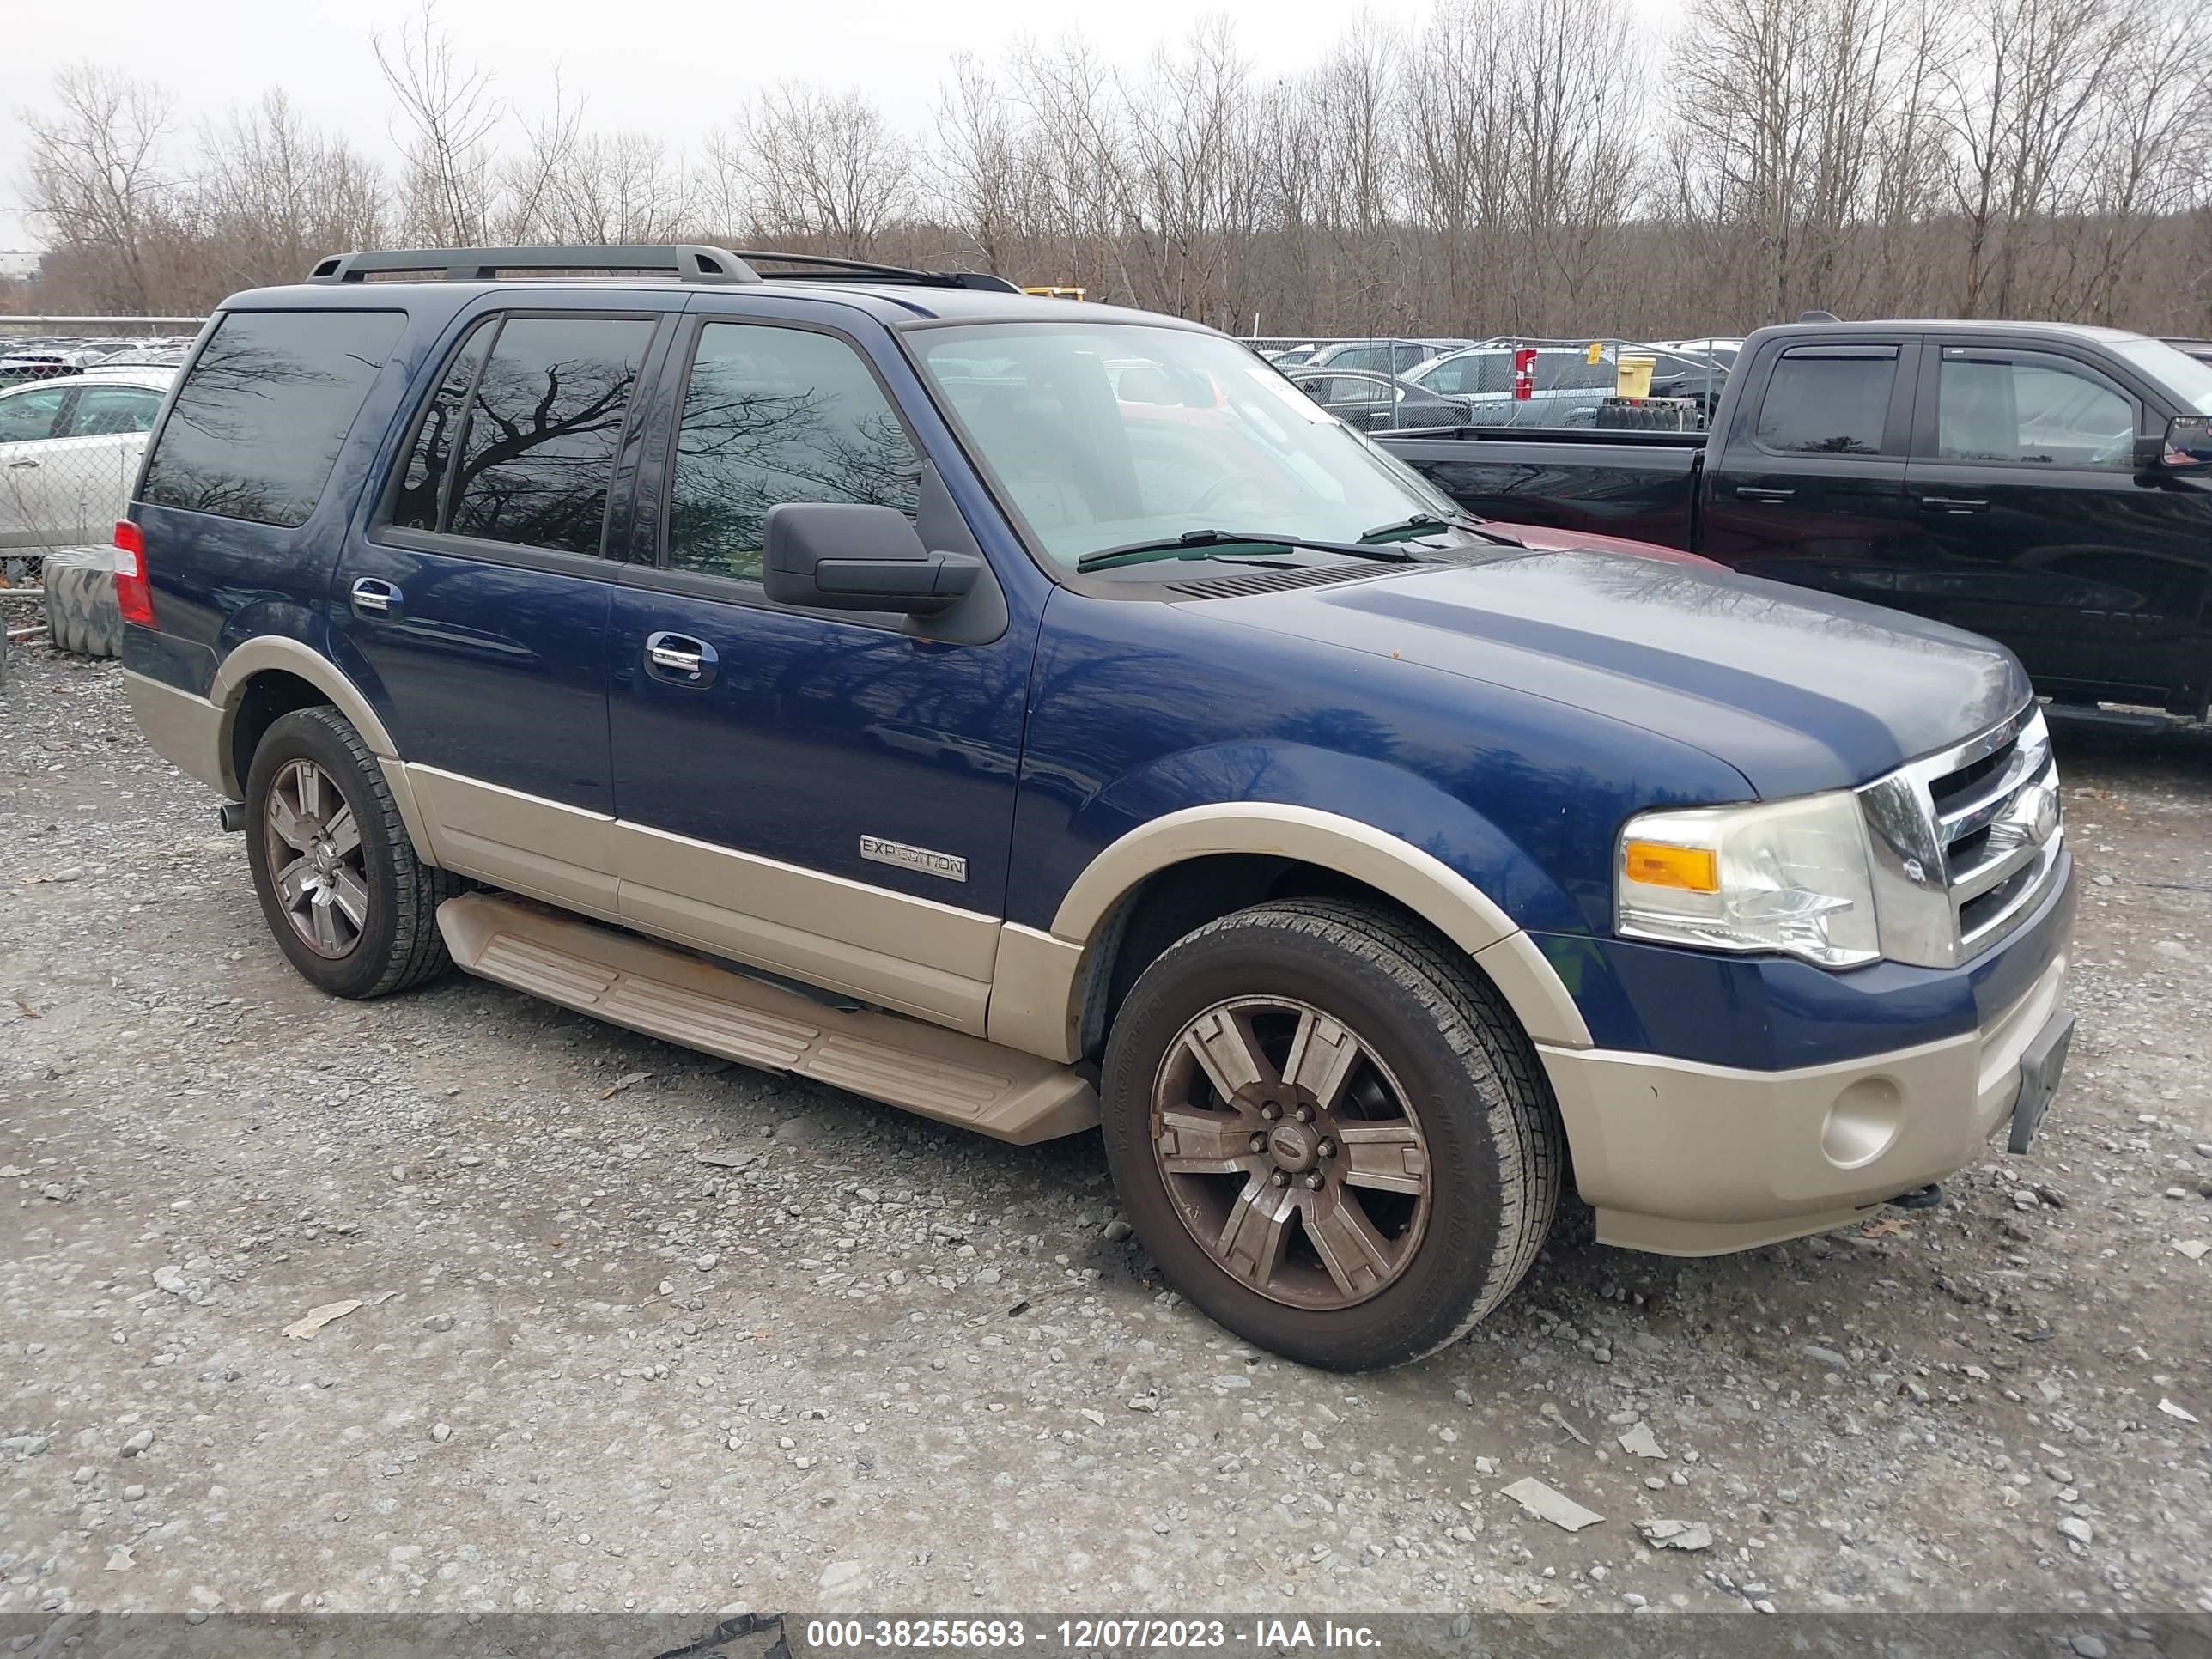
xmin=1904 ymin=339 xmax=2205 ymax=703
xmin=1702 ymin=337 xmax=1921 ymax=606
xmin=332 ymin=305 xmax=672 ymax=918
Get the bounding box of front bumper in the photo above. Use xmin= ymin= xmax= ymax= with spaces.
xmin=1536 ymin=900 xmax=2074 ymax=1256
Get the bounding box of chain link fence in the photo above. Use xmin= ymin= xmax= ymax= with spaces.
xmin=1 ymin=319 xmax=199 ymax=652
xmin=1241 ymin=333 xmax=1740 ymax=433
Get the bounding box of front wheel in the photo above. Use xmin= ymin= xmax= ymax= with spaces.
xmin=1101 ymin=898 xmax=1563 ymax=1370
xmin=243 ymin=705 xmax=459 ymax=999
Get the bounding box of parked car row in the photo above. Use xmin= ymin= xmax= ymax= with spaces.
xmin=1262 ymin=338 xmax=1735 ymax=432
xmin=1 ymin=336 xmax=196 ymax=386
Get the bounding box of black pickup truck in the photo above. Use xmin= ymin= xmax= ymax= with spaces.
xmin=1381 ymin=320 xmax=2212 ymax=720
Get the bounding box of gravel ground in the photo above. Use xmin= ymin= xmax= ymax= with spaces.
xmin=2 ymin=646 xmax=2208 ymax=1622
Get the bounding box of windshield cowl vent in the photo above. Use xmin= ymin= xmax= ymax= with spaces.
xmin=1164 ymin=564 xmax=1404 ymax=600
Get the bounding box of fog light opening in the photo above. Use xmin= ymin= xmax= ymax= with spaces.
xmin=1821 ymin=1077 xmax=1905 ymax=1169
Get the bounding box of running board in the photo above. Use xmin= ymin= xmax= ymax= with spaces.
xmin=437 ymin=893 xmax=1098 ymax=1144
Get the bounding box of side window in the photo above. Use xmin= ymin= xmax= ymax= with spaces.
xmin=391 ymin=321 xmax=493 ymax=531
xmin=1753 ymin=347 xmax=1899 ymax=455
xmin=63 ymin=385 xmax=162 ymax=437
xmin=667 ymin=324 xmax=921 ymax=583
xmin=1425 ymin=358 xmax=1473 ymax=396
xmin=447 ymin=316 xmax=654 ymax=555
xmin=1936 ymin=349 xmax=2136 ymax=468
xmin=0 ymin=384 xmax=70 ymax=444
xmin=141 ymin=310 xmax=404 ymax=526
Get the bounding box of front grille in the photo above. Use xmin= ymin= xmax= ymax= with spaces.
xmin=1928 ymin=746 xmax=2007 ymax=817
xmin=1857 ymin=705 xmax=2064 ymax=969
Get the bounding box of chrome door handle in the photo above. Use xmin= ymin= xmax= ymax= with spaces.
xmin=644 ymin=630 xmax=718 ymax=686
xmin=1734 ymin=485 xmax=1794 ymax=501
xmin=1919 ymin=495 xmax=1989 ymax=514
xmin=349 ymin=577 xmax=403 ymax=618
xmin=7 ymin=459 xmax=38 ymax=470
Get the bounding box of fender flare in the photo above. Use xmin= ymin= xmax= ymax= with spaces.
xmin=207 ymin=636 xmax=434 ymax=860
xmin=987 ymin=803 xmax=1592 ymax=1062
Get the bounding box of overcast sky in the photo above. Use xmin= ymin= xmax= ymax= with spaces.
xmin=3 ymin=0 xmax=1682 ymax=251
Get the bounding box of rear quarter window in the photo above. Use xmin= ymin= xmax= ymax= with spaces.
xmin=141 ymin=310 xmax=404 ymax=526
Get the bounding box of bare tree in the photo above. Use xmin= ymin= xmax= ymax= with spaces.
xmin=21 ymin=64 xmax=179 ymax=311
xmin=372 ymin=1 xmax=504 ymax=246
xmin=198 ymin=91 xmax=386 ymax=288
xmin=15 ymin=4 xmax=2212 ymax=337
xmin=730 ymin=83 xmax=916 ymax=253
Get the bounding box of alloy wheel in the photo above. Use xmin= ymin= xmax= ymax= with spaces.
xmin=263 ymin=758 xmax=369 ymax=958
xmin=1149 ymin=995 xmax=1431 ymax=1310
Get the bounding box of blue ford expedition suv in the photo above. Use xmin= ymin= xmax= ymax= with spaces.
xmin=115 ymin=246 xmax=2075 ymax=1370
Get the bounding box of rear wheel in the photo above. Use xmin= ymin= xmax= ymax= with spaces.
xmin=243 ymin=706 xmax=458 ymax=999
xmin=1101 ymin=897 xmax=1563 ymax=1370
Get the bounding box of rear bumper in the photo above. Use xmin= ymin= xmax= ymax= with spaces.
xmin=122 ymin=667 xmax=229 ymax=795
xmin=1537 ymin=908 xmax=2073 ymax=1257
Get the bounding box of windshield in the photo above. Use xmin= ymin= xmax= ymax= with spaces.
xmin=912 ymin=323 xmax=1464 ymax=569
xmin=2108 ymin=336 xmax=2212 ymax=414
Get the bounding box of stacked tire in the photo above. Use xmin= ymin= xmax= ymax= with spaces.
xmin=42 ymin=549 xmax=122 ymax=659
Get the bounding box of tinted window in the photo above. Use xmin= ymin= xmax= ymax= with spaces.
xmin=142 ymin=310 xmax=403 ymax=526
xmin=1937 ymin=349 xmax=2136 ymax=468
xmin=1754 ymin=349 xmax=1896 ymax=454
xmin=64 ymin=385 xmax=163 ymax=437
xmin=448 ymin=316 xmax=653 ymax=555
xmin=391 ymin=323 xmax=492 ymax=531
xmin=667 ymin=324 xmax=920 ymax=582
xmin=0 ymin=384 xmax=70 ymax=443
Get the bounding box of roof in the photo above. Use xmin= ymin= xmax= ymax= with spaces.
xmin=1759 ymin=319 xmax=2147 ymax=344
xmin=0 ymin=364 xmax=175 ymax=394
xmin=220 ymin=275 xmax=1213 ymax=336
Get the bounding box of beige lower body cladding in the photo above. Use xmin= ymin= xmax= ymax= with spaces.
xmin=1538 ymin=948 xmax=2069 ymax=1255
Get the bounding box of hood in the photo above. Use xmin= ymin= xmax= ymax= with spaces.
xmin=1212 ymin=550 xmax=2030 ymax=798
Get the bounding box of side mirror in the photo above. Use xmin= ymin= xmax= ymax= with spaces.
xmin=763 ymin=502 xmax=983 ymax=616
xmin=2155 ymin=414 xmax=2212 ymax=471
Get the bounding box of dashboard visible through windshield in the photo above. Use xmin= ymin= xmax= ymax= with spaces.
xmin=911 ymin=322 xmax=1464 ymax=570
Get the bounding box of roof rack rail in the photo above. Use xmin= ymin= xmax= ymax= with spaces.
xmin=730 ymin=251 xmax=1021 ymax=293
xmin=307 ymin=246 xmax=761 ymax=284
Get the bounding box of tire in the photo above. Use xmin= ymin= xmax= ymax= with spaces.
xmin=42 ymin=548 xmax=121 ymax=659
xmin=1100 ymin=897 xmax=1563 ymax=1370
xmin=242 ymin=706 xmax=459 ymax=999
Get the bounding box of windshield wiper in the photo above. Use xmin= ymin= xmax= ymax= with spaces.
xmin=1075 ymin=527 xmax=1424 ymax=574
xmin=1361 ymin=512 xmax=1524 ymax=548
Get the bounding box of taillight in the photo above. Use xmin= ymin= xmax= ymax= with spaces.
xmin=112 ymin=520 xmax=155 ymax=628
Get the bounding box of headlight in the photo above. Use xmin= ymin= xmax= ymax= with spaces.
xmin=1616 ymin=792 xmax=1880 ymax=969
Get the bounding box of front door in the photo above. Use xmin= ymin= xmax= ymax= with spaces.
xmin=605 ymin=313 xmax=1033 ymax=1033
xmin=1701 ymin=338 xmax=1922 ymax=610
xmin=1904 ymin=339 xmax=2209 ymax=705
xmin=331 ymin=306 xmax=671 ymax=916
xmin=0 ymin=381 xmax=76 ymax=549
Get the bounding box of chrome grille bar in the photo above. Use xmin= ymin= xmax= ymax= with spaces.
xmin=1857 ymin=704 xmax=2064 ymax=969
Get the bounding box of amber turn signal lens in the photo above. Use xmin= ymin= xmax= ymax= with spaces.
xmin=1623 ymin=840 xmax=1719 ymax=893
